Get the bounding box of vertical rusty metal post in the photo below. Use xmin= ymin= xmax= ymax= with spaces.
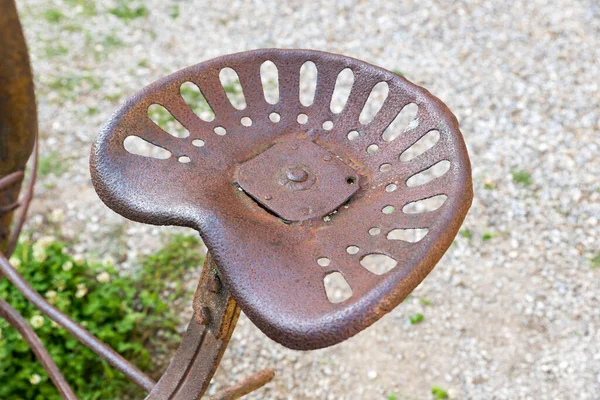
xmin=142 ymin=254 xmax=274 ymax=399
xmin=147 ymin=255 xmax=241 ymax=400
xmin=0 ymin=0 xmax=37 ymax=251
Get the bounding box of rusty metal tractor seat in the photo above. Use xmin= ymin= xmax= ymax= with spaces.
xmin=90 ymin=49 xmax=472 ymax=351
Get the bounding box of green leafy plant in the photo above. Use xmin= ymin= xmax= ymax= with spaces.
xmin=38 ymin=152 xmax=70 ymax=177
xmin=147 ymin=104 xmax=189 ymax=138
xmin=46 ymin=73 xmax=104 ymax=102
xmin=419 ymin=298 xmax=432 ymax=306
xmin=64 ymin=0 xmax=97 ymax=16
xmin=512 ymin=170 xmax=532 ymax=186
xmin=86 ymin=106 xmax=100 ymax=116
xmin=482 ymin=232 xmax=494 ymax=241
xmin=410 ymin=313 xmax=424 ymax=325
xmin=0 ymin=234 xmax=203 ymax=399
xmin=44 ymin=44 xmax=69 ymax=58
xmin=169 ymin=4 xmax=180 ymax=19
xmin=104 ymin=92 xmax=123 ymax=103
xmin=109 ymin=1 xmax=149 ymax=21
xmin=89 ymin=32 xmax=125 ymax=61
xmin=483 ymin=181 xmax=495 ymax=190
xmin=431 ymin=386 xmax=448 ymax=399
xmin=180 ymin=84 xmax=212 ymax=116
xmin=222 ymin=81 xmax=243 ymax=94
xmin=459 ymin=228 xmax=473 ymax=240
xmin=102 ymin=33 xmax=124 ymax=50
xmin=590 ymin=253 xmax=600 ymax=269
xmin=43 ymin=9 xmax=65 ymax=24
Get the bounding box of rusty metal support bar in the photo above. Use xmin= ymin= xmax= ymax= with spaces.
xmin=0 ymin=252 xmax=156 ymax=392
xmin=5 ymin=131 xmax=38 ymax=257
xmin=0 ymin=171 xmax=25 ymax=192
xmin=145 ymin=254 xmax=274 ymax=399
xmin=0 ymin=298 xmax=77 ymax=400
xmin=207 ymin=369 xmax=275 ymax=400
xmin=147 ymin=255 xmax=241 ymax=399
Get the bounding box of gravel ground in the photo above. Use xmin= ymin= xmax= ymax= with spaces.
xmin=16 ymin=0 xmax=600 ymax=399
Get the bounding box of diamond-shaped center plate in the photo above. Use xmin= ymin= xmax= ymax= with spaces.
xmin=237 ymin=140 xmax=359 ymax=221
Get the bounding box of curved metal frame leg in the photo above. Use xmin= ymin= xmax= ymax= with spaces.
xmin=0 ymin=298 xmax=77 ymax=400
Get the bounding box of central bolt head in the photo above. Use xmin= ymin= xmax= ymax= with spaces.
xmin=285 ymin=167 xmax=309 ymax=182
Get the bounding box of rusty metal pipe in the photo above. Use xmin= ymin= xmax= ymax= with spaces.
xmin=0 ymin=253 xmax=156 ymax=392
xmin=0 ymin=171 xmax=24 ymax=190
xmin=207 ymin=368 xmax=275 ymax=400
xmin=0 ymin=298 xmax=78 ymax=400
xmin=5 ymin=131 xmax=38 ymax=257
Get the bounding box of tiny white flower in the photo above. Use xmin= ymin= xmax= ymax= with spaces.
xmin=30 ymin=374 xmax=41 ymax=385
xmin=30 ymin=315 xmax=44 ymax=328
xmin=38 ymin=236 xmax=56 ymax=248
xmin=32 ymin=246 xmax=47 ymax=262
xmin=73 ymin=254 xmax=85 ymax=265
xmin=96 ymin=271 xmax=110 ymax=283
xmin=75 ymin=285 xmax=88 ymax=298
xmin=45 ymin=290 xmax=58 ymax=304
xmin=49 ymin=208 xmax=64 ymax=223
xmin=32 ymin=236 xmax=54 ymax=262
xmin=9 ymin=256 xmax=21 ymax=269
xmin=62 ymin=261 xmax=73 ymax=271
xmin=102 ymin=255 xmax=115 ymax=267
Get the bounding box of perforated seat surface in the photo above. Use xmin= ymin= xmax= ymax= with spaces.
xmin=90 ymin=49 xmax=472 ymax=350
